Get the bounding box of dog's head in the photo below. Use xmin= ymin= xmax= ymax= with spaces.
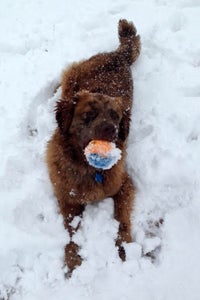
xmin=56 ymin=90 xmax=130 ymax=149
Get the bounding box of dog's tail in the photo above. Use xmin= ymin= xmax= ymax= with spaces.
xmin=118 ymin=19 xmax=141 ymax=65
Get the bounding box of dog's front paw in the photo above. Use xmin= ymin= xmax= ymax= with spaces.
xmin=116 ymin=238 xmax=126 ymax=261
xmin=65 ymin=241 xmax=82 ymax=276
xmin=118 ymin=244 xmax=126 ymax=261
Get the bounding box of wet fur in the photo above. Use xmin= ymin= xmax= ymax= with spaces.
xmin=46 ymin=19 xmax=141 ymax=274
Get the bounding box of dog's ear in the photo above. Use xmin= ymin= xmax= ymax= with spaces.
xmin=118 ymin=111 xmax=131 ymax=141
xmin=55 ymin=97 xmax=77 ymax=134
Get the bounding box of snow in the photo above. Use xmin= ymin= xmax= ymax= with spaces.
xmin=0 ymin=0 xmax=200 ymax=299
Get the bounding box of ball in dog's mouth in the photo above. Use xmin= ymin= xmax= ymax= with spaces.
xmin=84 ymin=140 xmax=121 ymax=170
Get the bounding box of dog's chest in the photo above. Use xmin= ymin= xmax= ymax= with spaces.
xmin=67 ymin=169 xmax=121 ymax=204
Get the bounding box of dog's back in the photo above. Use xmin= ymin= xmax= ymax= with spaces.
xmin=61 ymin=20 xmax=141 ymax=108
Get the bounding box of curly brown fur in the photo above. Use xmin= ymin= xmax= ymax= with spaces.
xmin=46 ymin=19 xmax=141 ymax=274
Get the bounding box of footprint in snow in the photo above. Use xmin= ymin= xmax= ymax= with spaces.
xmin=136 ymin=217 xmax=164 ymax=263
xmin=22 ymin=79 xmax=60 ymax=139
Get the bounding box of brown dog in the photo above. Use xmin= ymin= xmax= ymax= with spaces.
xmin=46 ymin=19 xmax=141 ymax=274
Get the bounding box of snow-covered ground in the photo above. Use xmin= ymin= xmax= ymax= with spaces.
xmin=1 ymin=0 xmax=200 ymax=299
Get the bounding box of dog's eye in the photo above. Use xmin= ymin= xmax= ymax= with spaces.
xmin=83 ymin=111 xmax=98 ymax=124
xmin=109 ymin=109 xmax=119 ymax=121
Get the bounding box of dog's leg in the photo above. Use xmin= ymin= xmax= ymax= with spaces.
xmin=61 ymin=204 xmax=84 ymax=275
xmin=113 ymin=173 xmax=135 ymax=261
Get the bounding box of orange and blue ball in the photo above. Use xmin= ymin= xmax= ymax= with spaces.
xmin=84 ymin=140 xmax=121 ymax=170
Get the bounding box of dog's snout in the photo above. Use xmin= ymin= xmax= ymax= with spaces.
xmin=95 ymin=122 xmax=117 ymax=141
xmin=103 ymin=123 xmax=116 ymax=136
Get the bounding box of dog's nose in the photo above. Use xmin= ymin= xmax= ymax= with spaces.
xmin=95 ymin=123 xmax=117 ymax=141
xmin=102 ymin=123 xmax=116 ymax=137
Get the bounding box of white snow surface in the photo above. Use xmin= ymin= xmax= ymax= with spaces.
xmin=0 ymin=0 xmax=200 ymax=299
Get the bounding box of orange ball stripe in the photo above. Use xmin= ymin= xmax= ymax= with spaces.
xmin=85 ymin=140 xmax=113 ymax=157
